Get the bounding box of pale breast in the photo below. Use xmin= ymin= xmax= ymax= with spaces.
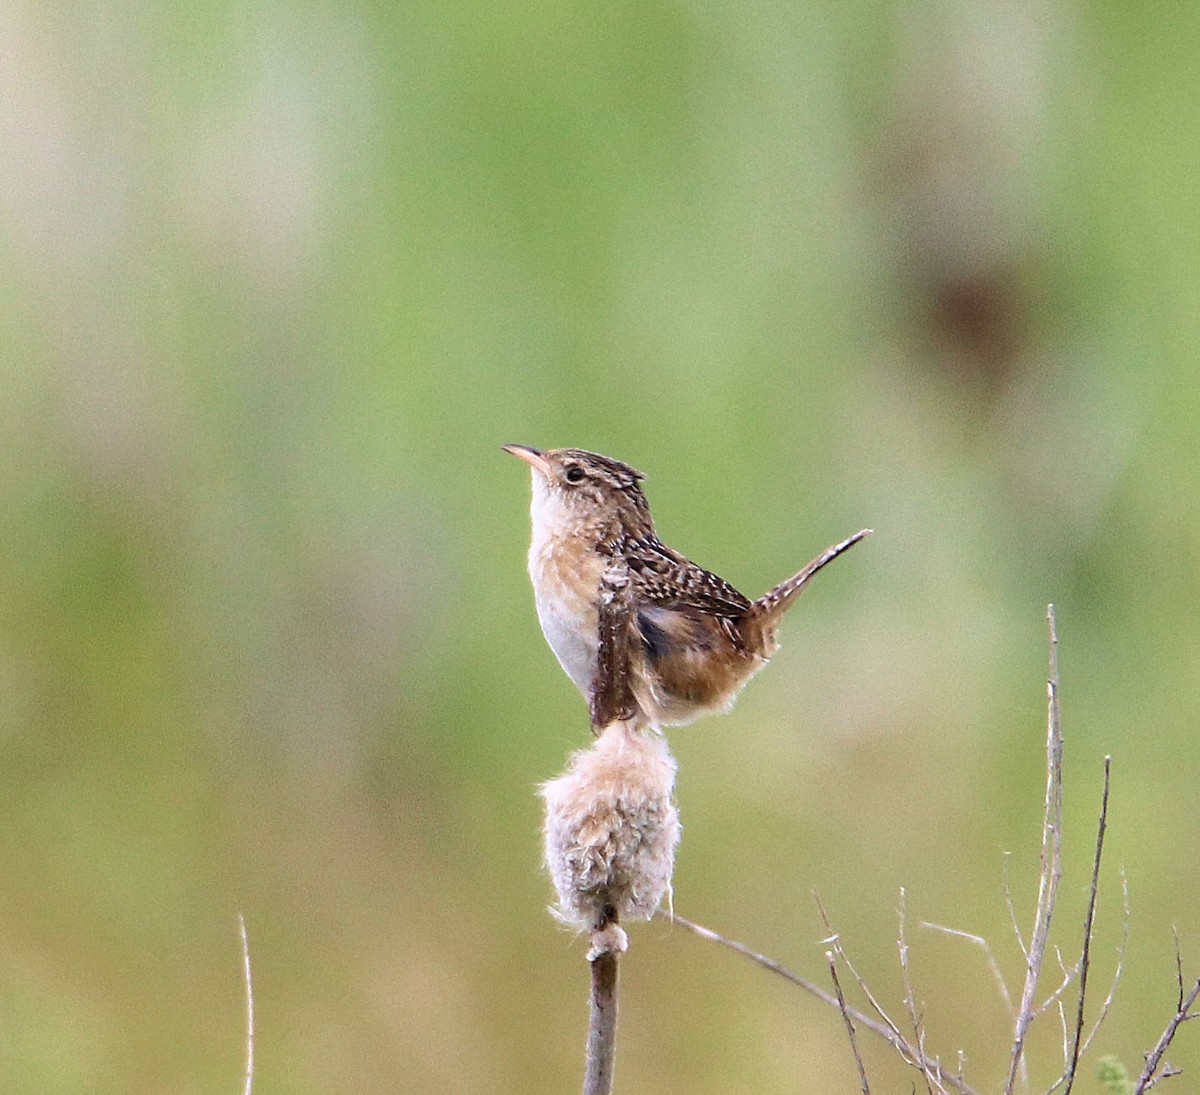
xmin=529 ymin=534 xmax=604 ymax=697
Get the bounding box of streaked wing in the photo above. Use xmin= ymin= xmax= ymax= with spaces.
xmin=624 ymin=535 xmax=751 ymax=618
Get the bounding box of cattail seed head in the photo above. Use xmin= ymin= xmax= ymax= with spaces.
xmin=541 ymin=723 xmax=680 ymax=955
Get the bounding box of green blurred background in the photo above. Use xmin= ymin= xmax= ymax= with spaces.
xmin=2 ymin=2 xmax=1197 ymax=1091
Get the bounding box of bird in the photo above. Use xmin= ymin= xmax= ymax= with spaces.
xmin=504 ymin=444 xmax=870 ymax=732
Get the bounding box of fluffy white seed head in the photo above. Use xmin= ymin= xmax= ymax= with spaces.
xmin=541 ymin=723 xmax=680 ymax=954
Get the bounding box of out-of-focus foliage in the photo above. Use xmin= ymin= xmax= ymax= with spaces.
xmin=2 ymin=1 xmax=1198 ymax=1091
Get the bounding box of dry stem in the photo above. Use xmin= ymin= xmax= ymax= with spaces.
xmin=583 ymin=914 xmax=620 ymax=1095
xmin=922 ymin=922 xmax=1016 ymax=1024
xmin=899 ymin=889 xmax=937 ymax=1095
xmin=1060 ymin=754 xmax=1112 ymax=1093
xmin=1006 ymin=605 xmax=1065 ymax=1095
xmin=653 ymin=605 xmax=1200 ymax=1092
xmin=828 ymin=949 xmax=872 ymax=1094
xmin=815 ymin=893 xmax=909 ymax=1059
xmin=1134 ymin=938 xmax=1200 ymax=1094
xmin=238 ymin=913 xmax=254 ymax=1095
xmin=665 ymin=912 xmax=983 ymax=1095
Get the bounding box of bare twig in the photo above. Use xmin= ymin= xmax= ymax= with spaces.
xmin=1141 ymin=1065 xmax=1183 ymax=1092
xmin=922 ymin=922 xmax=1016 ymax=1022
xmin=899 ymin=890 xmax=936 ymax=1095
xmin=1175 ymin=928 xmax=1185 ymax=1014
xmin=1053 ymin=955 xmax=1071 ymax=1076
xmin=828 ymin=950 xmax=872 ymax=1094
xmin=1134 ymin=971 xmax=1200 ymax=1093
xmin=238 ymin=913 xmax=254 ymax=1095
xmin=1080 ymin=868 xmax=1130 ymax=1056
xmin=814 ymin=892 xmax=908 ymax=1054
xmin=1004 ymin=852 xmax=1029 ymax=960
xmin=664 ymin=913 xmax=983 ymax=1095
xmin=1006 ymin=605 xmax=1065 ymax=1095
xmin=1046 ymin=859 xmax=1130 ymax=1093
xmin=584 ymin=919 xmax=620 ymax=1095
xmin=1032 ymin=953 xmax=1077 ymax=1024
xmin=1061 ymin=755 xmax=1112 ymax=1093
xmin=1134 ymin=932 xmax=1200 ymax=1092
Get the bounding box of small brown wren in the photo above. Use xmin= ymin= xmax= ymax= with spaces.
xmin=504 ymin=444 xmax=870 ymax=732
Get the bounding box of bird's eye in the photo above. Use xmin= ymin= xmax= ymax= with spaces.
xmin=564 ymin=465 xmax=586 ymax=484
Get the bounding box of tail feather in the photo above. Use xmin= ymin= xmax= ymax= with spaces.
xmin=753 ymin=528 xmax=871 ymax=620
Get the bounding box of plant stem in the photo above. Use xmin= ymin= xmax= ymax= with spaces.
xmin=583 ymin=947 xmax=619 ymax=1095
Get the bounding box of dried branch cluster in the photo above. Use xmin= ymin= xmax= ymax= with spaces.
xmin=541 ymin=605 xmax=1200 ymax=1094
xmin=669 ymin=606 xmax=1200 ymax=1093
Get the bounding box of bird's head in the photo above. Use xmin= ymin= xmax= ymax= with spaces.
xmin=503 ymin=445 xmax=651 ymax=543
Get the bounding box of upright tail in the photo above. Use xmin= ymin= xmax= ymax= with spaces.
xmin=753 ymin=528 xmax=872 ymax=622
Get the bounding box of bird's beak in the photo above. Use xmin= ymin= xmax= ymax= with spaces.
xmin=502 ymin=444 xmax=552 ymax=477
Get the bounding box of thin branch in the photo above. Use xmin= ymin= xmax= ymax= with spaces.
xmin=1054 ymin=954 xmax=1071 ymax=1076
xmin=1175 ymin=929 xmax=1185 ymax=1014
xmin=828 ymin=950 xmax=872 ymax=1095
xmin=1006 ymin=604 xmax=1065 ymax=1095
xmin=664 ymin=913 xmax=984 ymax=1095
xmin=1032 ymin=955 xmax=1077 ymax=1024
xmin=584 ymin=926 xmax=620 ymax=1095
xmin=1079 ymin=868 xmax=1130 ymax=1057
xmin=1004 ymin=852 xmax=1029 ymax=960
xmin=1134 ymin=975 xmax=1200 ymax=1094
xmin=1044 ymin=779 xmax=1130 ymax=1095
xmin=922 ymin=922 xmax=1016 ymax=1022
xmin=899 ymin=889 xmax=936 ymax=1095
xmin=1141 ymin=1065 xmax=1184 ymax=1092
xmin=814 ymin=892 xmax=907 ymax=1053
xmin=1062 ymin=755 xmax=1112 ymax=1093
xmin=238 ymin=913 xmax=254 ymax=1095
